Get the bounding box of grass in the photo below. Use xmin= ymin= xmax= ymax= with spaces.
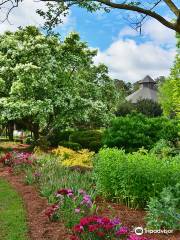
xmin=0 ymin=178 xmax=28 ymax=240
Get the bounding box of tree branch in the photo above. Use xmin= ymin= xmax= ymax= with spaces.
xmin=95 ymin=0 xmax=179 ymax=32
xmin=163 ymin=0 xmax=179 ymax=16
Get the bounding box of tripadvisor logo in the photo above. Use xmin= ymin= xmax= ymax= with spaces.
xmin=134 ymin=227 xmax=173 ymax=235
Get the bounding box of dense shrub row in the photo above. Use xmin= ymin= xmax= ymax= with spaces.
xmin=103 ymin=114 xmax=179 ymax=152
xmin=69 ymin=130 xmax=103 ymax=152
xmin=94 ymin=148 xmax=180 ymax=208
xmin=48 ymin=129 xmax=103 ymax=152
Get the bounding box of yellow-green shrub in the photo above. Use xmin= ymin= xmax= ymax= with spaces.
xmin=52 ymin=146 xmax=94 ymax=168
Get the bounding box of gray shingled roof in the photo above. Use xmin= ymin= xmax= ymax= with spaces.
xmin=126 ymin=75 xmax=158 ymax=103
xmin=126 ymin=87 xmax=158 ymax=103
xmin=139 ymin=75 xmax=156 ymax=84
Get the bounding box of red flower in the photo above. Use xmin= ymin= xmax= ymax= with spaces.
xmin=56 ymin=188 xmax=73 ymax=196
xmin=103 ymin=224 xmax=114 ymax=230
xmin=73 ymin=224 xmax=84 ymax=233
xmin=80 ymin=217 xmax=91 ymax=226
xmin=96 ymin=231 xmax=105 ymax=237
xmin=102 ymin=217 xmax=110 ymax=224
xmin=88 ymin=224 xmax=99 ymax=232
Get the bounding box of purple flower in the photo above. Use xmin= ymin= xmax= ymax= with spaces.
xmin=34 ymin=172 xmax=41 ymax=178
xmin=78 ymin=189 xmax=86 ymax=195
xmin=111 ymin=217 xmax=121 ymax=226
xmin=67 ymin=192 xmax=73 ymax=197
xmin=81 ymin=194 xmax=93 ymax=208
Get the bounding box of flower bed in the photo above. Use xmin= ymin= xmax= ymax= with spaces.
xmin=1 ymin=147 xmax=178 ymax=239
xmin=52 ymin=146 xmax=94 ymax=168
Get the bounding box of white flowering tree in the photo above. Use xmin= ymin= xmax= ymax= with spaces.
xmin=0 ymin=26 xmax=117 ymax=140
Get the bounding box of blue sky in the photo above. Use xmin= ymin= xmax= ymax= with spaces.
xmin=0 ymin=0 xmax=178 ymax=82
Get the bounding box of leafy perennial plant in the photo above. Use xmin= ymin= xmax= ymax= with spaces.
xmin=44 ymin=188 xmax=96 ymax=228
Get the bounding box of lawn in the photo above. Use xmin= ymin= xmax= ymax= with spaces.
xmin=0 ymin=178 xmax=28 ymax=240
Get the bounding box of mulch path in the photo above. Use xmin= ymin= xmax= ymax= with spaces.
xmin=0 ymin=167 xmax=69 ymax=240
xmin=0 ymin=166 xmax=179 ymax=240
xmin=97 ymin=199 xmax=180 ymax=240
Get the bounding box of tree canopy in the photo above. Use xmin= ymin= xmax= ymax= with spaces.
xmin=0 ymin=26 xmax=118 ymax=139
xmin=159 ymin=34 xmax=180 ymax=118
xmin=0 ymin=1 xmax=180 ymax=33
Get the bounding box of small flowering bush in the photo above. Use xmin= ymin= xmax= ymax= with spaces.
xmin=44 ymin=188 xmax=96 ymax=228
xmin=0 ymin=151 xmax=33 ymax=167
xmin=52 ymin=146 xmax=94 ymax=168
xmin=44 ymin=204 xmax=59 ymax=221
xmin=70 ymin=216 xmax=151 ymax=240
xmin=70 ymin=215 xmax=128 ymax=239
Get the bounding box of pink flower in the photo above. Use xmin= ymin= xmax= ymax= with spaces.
xmin=116 ymin=226 xmax=129 ymax=236
xmin=128 ymin=234 xmax=150 ymax=240
xmin=75 ymin=208 xmax=81 ymax=213
xmin=78 ymin=189 xmax=86 ymax=195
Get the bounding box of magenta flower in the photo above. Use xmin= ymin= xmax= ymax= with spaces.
xmin=116 ymin=226 xmax=129 ymax=236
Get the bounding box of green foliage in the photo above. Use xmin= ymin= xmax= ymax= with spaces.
xmin=48 ymin=129 xmax=74 ymax=147
xmin=24 ymin=136 xmax=35 ymax=145
xmin=0 ymin=178 xmax=28 ymax=240
xmin=159 ymin=34 xmax=180 ymax=118
xmin=94 ymin=148 xmax=180 ymax=208
xmin=0 ymin=26 xmax=117 ymax=138
xmin=115 ymin=101 xmax=135 ymax=116
xmin=150 ymin=139 xmax=178 ymax=158
xmin=69 ymin=130 xmax=103 ymax=152
xmin=135 ymin=99 xmax=162 ymax=117
xmin=26 ymin=154 xmax=95 ymax=203
xmin=146 ymin=184 xmax=180 ymax=230
xmin=115 ymin=99 xmax=162 ymax=117
xmin=59 ymin=141 xmax=82 ymax=151
xmin=103 ymin=114 xmax=179 ymax=152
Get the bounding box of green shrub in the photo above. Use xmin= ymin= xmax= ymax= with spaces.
xmin=59 ymin=141 xmax=82 ymax=151
xmin=69 ymin=130 xmax=103 ymax=152
xmin=135 ymin=99 xmax=163 ymax=117
xmin=115 ymin=101 xmax=135 ymax=116
xmin=94 ymin=148 xmax=180 ymax=208
xmin=150 ymin=139 xmax=175 ymax=157
xmin=89 ymin=141 xmax=102 ymax=152
xmin=103 ymin=114 xmax=179 ymax=152
xmin=48 ymin=129 xmax=74 ymax=147
xmin=25 ymin=136 xmax=35 ymax=145
xmin=146 ymin=184 xmax=180 ymax=230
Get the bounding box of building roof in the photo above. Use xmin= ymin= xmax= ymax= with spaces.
xmin=139 ymin=75 xmax=156 ymax=84
xmin=126 ymin=87 xmax=158 ymax=103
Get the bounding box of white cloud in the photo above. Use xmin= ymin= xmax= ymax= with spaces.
xmin=95 ymin=39 xmax=176 ymax=82
xmin=95 ymin=18 xmax=176 ymax=82
xmin=118 ymin=26 xmax=138 ymax=38
xmin=143 ymin=19 xmax=176 ymax=47
xmin=0 ymin=0 xmax=69 ymax=33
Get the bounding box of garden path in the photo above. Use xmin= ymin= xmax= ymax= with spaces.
xmin=0 ymin=167 xmax=69 ymax=240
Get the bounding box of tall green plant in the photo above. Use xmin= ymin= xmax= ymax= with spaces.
xmin=94 ymin=148 xmax=180 ymax=208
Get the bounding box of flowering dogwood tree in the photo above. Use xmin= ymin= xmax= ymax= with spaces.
xmin=0 ymin=26 xmax=117 ymax=140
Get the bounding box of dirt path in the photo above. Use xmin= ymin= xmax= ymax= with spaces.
xmin=0 ymin=167 xmax=68 ymax=240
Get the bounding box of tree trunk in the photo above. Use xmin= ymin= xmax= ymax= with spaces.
xmin=32 ymin=123 xmax=39 ymax=141
xmin=8 ymin=121 xmax=14 ymax=141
